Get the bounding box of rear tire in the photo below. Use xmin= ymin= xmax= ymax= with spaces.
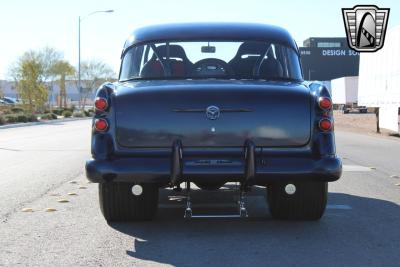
xmin=99 ymin=182 xmax=158 ymax=222
xmin=267 ymin=181 xmax=327 ymax=220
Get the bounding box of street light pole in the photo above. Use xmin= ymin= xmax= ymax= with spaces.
xmin=78 ymin=16 xmax=81 ymax=99
xmin=78 ymin=10 xmax=113 ymax=105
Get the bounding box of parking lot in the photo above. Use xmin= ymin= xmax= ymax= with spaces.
xmin=0 ymin=119 xmax=399 ymax=266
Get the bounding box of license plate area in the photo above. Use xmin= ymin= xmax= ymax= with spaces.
xmin=185 ymin=159 xmax=243 ymax=167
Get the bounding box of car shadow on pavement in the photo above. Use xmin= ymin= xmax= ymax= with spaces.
xmin=110 ymin=187 xmax=400 ymax=267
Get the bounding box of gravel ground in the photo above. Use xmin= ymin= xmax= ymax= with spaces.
xmin=333 ymin=111 xmax=399 ymax=138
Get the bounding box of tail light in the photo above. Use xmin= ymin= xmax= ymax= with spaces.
xmin=95 ymin=97 xmax=108 ymax=111
xmin=319 ymin=118 xmax=333 ymax=131
xmin=318 ymin=97 xmax=332 ymax=110
xmin=94 ymin=118 xmax=108 ymax=132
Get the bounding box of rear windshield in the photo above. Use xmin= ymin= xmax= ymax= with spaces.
xmin=119 ymin=41 xmax=303 ymax=81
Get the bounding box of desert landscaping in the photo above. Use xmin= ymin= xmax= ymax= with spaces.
xmin=334 ymin=110 xmax=400 ymax=138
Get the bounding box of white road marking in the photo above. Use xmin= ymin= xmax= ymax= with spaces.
xmin=326 ymin=204 xmax=352 ymax=210
xmin=343 ymin=164 xmax=373 ymax=172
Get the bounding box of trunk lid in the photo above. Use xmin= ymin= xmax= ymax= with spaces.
xmin=114 ymin=80 xmax=311 ymax=148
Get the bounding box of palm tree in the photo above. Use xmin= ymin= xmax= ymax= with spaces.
xmin=51 ymin=60 xmax=75 ymax=108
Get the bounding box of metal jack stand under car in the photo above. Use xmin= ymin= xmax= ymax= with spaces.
xmin=183 ymin=181 xmax=249 ymax=219
xmin=172 ymin=139 xmax=255 ymax=219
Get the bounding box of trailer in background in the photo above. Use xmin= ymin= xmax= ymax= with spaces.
xmin=331 ymin=76 xmax=367 ymax=113
xmin=358 ymin=26 xmax=400 ymax=133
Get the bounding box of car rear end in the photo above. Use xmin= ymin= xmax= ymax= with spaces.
xmin=86 ymin=80 xmax=341 ymax=221
xmin=85 ymin=23 xmax=342 ymax=222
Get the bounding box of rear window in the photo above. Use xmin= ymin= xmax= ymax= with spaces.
xmin=120 ymin=41 xmax=302 ymax=81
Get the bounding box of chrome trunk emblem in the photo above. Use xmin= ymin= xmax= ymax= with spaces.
xmin=206 ymin=106 xmax=220 ymax=120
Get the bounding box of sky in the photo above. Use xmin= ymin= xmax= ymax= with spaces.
xmin=0 ymin=0 xmax=399 ymax=80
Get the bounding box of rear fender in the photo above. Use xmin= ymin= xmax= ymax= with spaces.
xmin=92 ymin=83 xmax=116 ymax=160
xmin=308 ymin=82 xmax=336 ymax=157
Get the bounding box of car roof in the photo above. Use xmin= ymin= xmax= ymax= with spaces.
xmin=122 ymin=22 xmax=298 ymax=55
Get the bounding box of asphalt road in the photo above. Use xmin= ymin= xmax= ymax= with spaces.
xmin=0 ymin=120 xmax=399 ymax=267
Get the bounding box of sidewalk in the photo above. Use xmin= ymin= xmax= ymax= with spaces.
xmin=0 ymin=117 xmax=91 ymax=130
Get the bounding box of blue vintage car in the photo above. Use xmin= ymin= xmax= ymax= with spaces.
xmin=86 ymin=23 xmax=342 ymax=222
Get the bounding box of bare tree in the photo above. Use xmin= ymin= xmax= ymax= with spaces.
xmin=39 ymin=47 xmax=63 ymax=107
xmin=40 ymin=47 xmax=63 ymax=80
xmin=75 ymin=60 xmax=115 ymax=109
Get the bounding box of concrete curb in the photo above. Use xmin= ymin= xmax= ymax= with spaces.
xmin=0 ymin=117 xmax=91 ymax=130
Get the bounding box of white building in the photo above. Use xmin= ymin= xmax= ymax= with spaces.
xmin=0 ymin=80 xmax=94 ymax=105
xmin=358 ymin=25 xmax=400 ymax=132
xmin=331 ymin=76 xmax=358 ymax=105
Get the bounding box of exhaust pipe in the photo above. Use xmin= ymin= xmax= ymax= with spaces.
xmin=284 ymin=184 xmax=296 ymax=195
xmin=131 ymin=184 xmax=143 ymax=196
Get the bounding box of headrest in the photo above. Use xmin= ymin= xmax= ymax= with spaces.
xmin=154 ymin=45 xmax=188 ymax=60
xmin=236 ymin=42 xmax=269 ymax=56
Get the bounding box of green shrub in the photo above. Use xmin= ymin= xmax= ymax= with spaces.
xmin=83 ymin=110 xmax=92 ymax=117
xmin=39 ymin=113 xmax=57 ymax=120
xmin=73 ymin=111 xmax=84 ymax=118
xmin=52 ymin=109 xmax=64 ymax=115
xmin=5 ymin=115 xmax=17 ymax=123
xmin=0 ymin=115 xmax=5 ymax=125
xmin=27 ymin=114 xmax=38 ymax=122
xmin=62 ymin=110 xmax=72 ymax=118
xmin=39 ymin=114 xmax=50 ymax=120
xmin=11 ymin=107 xmax=24 ymax=113
xmin=16 ymin=114 xmax=28 ymax=123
